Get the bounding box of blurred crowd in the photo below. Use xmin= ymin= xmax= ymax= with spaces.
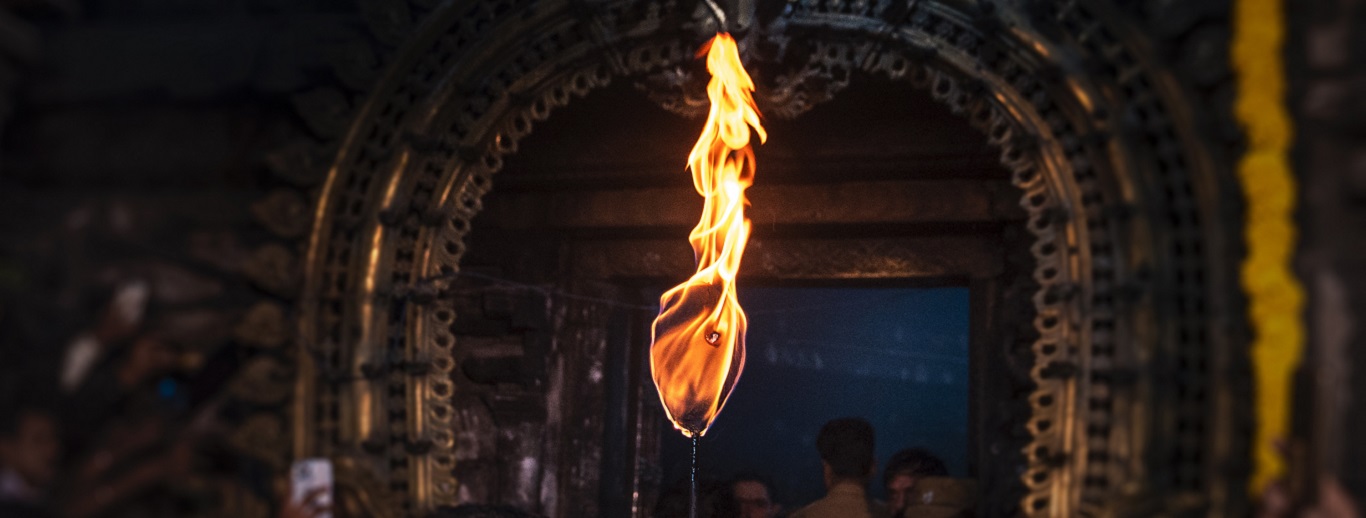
xmin=0 ymin=280 xmax=301 ymax=518
xmin=1 ymin=280 xmax=206 ymax=518
xmin=653 ymin=418 xmax=971 ymax=518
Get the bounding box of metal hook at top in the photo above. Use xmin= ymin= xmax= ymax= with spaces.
xmin=702 ymin=0 xmax=728 ymax=31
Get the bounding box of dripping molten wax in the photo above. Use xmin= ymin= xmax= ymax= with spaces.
xmin=650 ymin=33 xmax=766 ymax=437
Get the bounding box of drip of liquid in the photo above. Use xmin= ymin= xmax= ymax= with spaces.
xmin=690 ymin=433 xmax=699 ymax=518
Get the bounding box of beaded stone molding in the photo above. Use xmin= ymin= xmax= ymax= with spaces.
xmin=287 ymin=0 xmax=1251 ymax=516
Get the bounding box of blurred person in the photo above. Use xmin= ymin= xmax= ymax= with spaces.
xmin=654 ymin=477 xmax=694 ymax=518
xmin=62 ymin=415 xmax=194 ymax=518
xmin=730 ymin=472 xmax=781 ymax=518
xmin=899 ymin=477 xmax=976 ymax=518
xmin=63 ymin=332 xmax=179 ymax=460
xmin=0 ymin=404 xmax=60 ymax=518
xmin=427 ymin=503 xmax=543 ymax=518
xmin=1256 ymin=457 xmax=1359 ymax=518
xmin=281 ymin=486 xmax=333 ymax=518
xmin=655 ymin=477 xmax=736 ymax=518
xmin=790 ymin=417 xmax=888 ymax=518
xmin=61 ymin=396 xmax=224 ymax=518
xmin=57 ymin=282 xmax=168 ymax=460
xmin=883 ymin=448 xmax=949 ymax=516
xmin=59 ymin=281 xmax=147 ymax=393
xmin=1254 ymin=438 xmax=1360 ymax=518
xmin=115 ymin=333 xmax=179 ymax=392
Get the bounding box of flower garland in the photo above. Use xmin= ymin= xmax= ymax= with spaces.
xmin=1232 ymin=0 xmax=1304 ymax=494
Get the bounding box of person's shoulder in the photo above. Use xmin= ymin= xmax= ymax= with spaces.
xmin=787 ymin=497 xmax=827 ymax=518
xmin=0 ymin=501 xmax=52 ymax=518
xmin=869 ymin=499 xmax=891 ymax=517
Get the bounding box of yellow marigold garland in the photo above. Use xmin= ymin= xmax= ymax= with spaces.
xmin=1232 ymin=0 xmax=1304 ymax=495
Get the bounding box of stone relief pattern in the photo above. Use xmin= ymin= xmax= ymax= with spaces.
xmin=850 ymin=1 xmax=1231 ymax=513
xmin=1046 ymin=0 xmax=1246 ymax=508
xmin=419 ymin=29 xmax=628 ymax=518
xmin=774 ymin=0 xmax=1236 ymax=513
xmin=535 ymin=23 xmax=1069 ymax=518
xmin=226 ymin=0 xmax=407 ymax=509
xmin=292 ymin=0 xmax=471 ymax=513
xmin=422 ymin=298 xmax=459 ymax=502
xmin=337 ymin=2 xmax=1076 ymax=515
xmin=868 ymin=56 xmax=1058 ymax=518
xmin=884 ymin=24 xmax=1080 ymax=518
xmin=247 ymin=5 xmax=409 ymax=513
xmin=298 ymin=0 xmax=1242 ymax=517
xmin=343 ymin=0 xmax=634 ymax=508
xmin=299 ymin=1 xmax=746 ymax=512
xmin=764 ymin=4 xmax=1086 ymax=516
xmin=344 ymin=2 xmax=680 ymax=512
xmin=905 ymin=5 xmax=1135 ymax=513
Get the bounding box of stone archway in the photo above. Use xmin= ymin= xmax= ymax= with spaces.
xmin=293 ymin=0 xmax=1249 ymax=516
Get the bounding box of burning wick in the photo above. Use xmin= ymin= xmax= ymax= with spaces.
xmin=690 ymin=434 xmax=700 ymax=518
xmin=649 ymin=29 xmax=764 ymax=518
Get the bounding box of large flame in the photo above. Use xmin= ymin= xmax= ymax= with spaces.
xmin=650 ymin=33 xmax=766 ymax=437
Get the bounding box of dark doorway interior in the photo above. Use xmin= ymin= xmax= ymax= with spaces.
xmin=658 ymin=286 xmax=970 ymax=508
xmin=461 ymin=70 xmax=1014 ymax=517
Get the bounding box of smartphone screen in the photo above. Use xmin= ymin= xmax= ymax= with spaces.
xmin=290 ymin=458 xmax=334 ymax=518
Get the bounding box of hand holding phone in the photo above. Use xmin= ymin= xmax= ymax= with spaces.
xmin=287 ymin=458 xmax=333 ymax=518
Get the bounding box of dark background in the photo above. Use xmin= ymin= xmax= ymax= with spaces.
xmin=658 ymin=286 xmax=969 ymax=509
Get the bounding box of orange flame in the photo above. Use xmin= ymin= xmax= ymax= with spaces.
xmin=650 ymin=33 xmax=766 ymax=437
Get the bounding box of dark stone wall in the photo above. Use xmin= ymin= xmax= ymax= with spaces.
xmin=0 ymin=1 xmax=370 ymax=514
xmin=0 ymin=1 xmax=364 ymax=357
xmin=1288 ymin=0 xmax=1366 ymax=503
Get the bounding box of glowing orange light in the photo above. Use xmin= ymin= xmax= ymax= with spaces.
xmin=650 ymin=33 xmax=766 ymax=437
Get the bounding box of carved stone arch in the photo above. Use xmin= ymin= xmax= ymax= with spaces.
xmin=296 ymin=0 xmax=1249 ymax=516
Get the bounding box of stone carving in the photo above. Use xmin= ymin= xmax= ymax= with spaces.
xmin=334 ymin=456 xmax=403 ymax=518
xmin=635 ymin=43 xmax=854 ymax=120
xmin=264 ymin=139 xmax=333 ymax=187
xmin=229 ymin=356 xmax=294 ymax=405
xmin=235 ymin=301 xmax=291 ymax=349
xmin=243 ymin=244 xmax=300 ymax=298
xmin=251 ymin=189 xmax=312 ymax=239
xmin=636 ymin=66 xmax=710 ymax=119
xmin=229 ymin=413 xmax=290 ymax=469
xmin=290 ymin=0 xmax=1247 ymax=515
xmin=291 ymin=87 xmax=355 ymax=140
